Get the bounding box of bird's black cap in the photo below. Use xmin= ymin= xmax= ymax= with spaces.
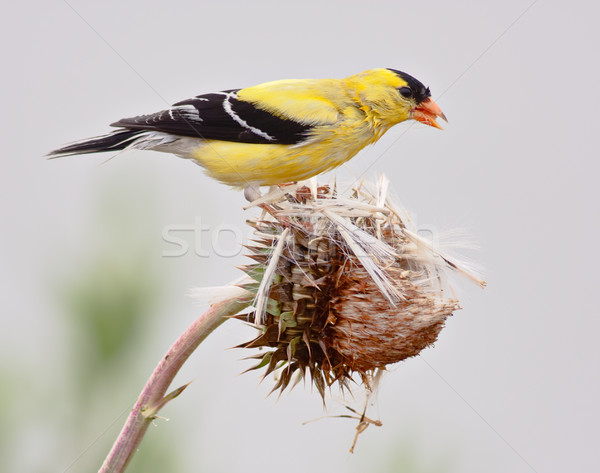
xmin=387 ymin=69 xmax=431 ymax=104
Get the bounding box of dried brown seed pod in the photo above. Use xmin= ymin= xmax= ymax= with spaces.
xmin=237 ymin=177 xmax=484 ymax=399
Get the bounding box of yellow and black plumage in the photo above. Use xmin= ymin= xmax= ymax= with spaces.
xmin=48 ymin=68 xmax=446 ymax=188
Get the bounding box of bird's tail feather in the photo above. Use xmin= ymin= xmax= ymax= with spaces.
xmin=46 ymin=129 xmax=145 ymax=158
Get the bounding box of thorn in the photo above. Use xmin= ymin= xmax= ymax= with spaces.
xmin=141 ymin=381 xmax=193 ymax=419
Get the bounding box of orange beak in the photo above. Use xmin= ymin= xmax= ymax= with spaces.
xmin=412 ymin=98 xmax=447 ymax=130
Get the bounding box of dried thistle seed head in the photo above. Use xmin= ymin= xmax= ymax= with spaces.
xmin=238 ymin=177 xmax=484 ymax=399
xmin=325 ymin=262 xmax=458 ymax=372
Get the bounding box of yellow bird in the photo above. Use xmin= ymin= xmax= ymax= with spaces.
xmin=48 ymin=68 xmax=446 ymax=189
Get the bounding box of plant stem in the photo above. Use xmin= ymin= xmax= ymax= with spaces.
xmin=98 ymin=296 xmax=250 ymax=473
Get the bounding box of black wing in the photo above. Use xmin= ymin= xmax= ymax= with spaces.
xmin=110 ymin=90 xmax=311 ymax=145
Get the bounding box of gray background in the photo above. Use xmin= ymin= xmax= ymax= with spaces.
xmin=2 ymin=1 xmax=598 ymax=472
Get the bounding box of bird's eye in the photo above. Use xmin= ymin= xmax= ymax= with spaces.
xmin=398 ymin=87 xmax=413 ymax=99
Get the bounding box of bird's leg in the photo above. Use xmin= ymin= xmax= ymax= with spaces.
xmin=243 ymin=183 xmax=298 ymax=228
xmin=244 ymin=184 xmax=262 ymax=203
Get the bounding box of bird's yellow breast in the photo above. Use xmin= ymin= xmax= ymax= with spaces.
xmin=190 ymin=117 xmax=378 ymax=188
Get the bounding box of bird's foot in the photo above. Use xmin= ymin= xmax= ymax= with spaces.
xmin=243 ymin=183 xmax=297 ymax=228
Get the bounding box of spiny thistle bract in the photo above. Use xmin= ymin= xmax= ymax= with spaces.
xmin=237 ymin=177 xmax=484 ymax=400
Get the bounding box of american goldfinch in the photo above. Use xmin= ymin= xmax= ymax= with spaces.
xmin=48 ymin=68 xmax=446 ymax=188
